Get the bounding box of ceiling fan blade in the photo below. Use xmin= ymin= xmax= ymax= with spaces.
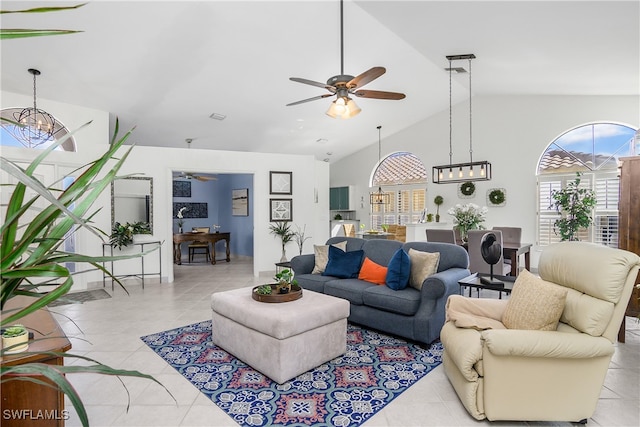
xmin=348 ymin=67 xmax=386 ymax=89
xmin=353 ymin=89 xmax=406 ymax=100
xmin=286 ymin=93 xmax=333 ymax=107
xmin=290 ymin=77 xmax=336 ymax=91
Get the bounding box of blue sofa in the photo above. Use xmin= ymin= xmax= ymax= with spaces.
xmin=290 ymin=237 xmax=470 ymax=345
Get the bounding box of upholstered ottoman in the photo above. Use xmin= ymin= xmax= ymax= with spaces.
xmin=210 ymin=287 xmax=350 ymax=384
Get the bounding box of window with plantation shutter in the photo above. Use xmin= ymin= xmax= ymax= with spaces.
xmin=370 ymin=152 xmax=428 ymax=229
xmin=537 ymin=122 xmax=636 ymax=247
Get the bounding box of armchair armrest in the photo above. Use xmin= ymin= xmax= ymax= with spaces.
xmin=481 ymin=329 xmax=614 ymax=359
xmin=290 ymin=254 xmax=315 ymax=275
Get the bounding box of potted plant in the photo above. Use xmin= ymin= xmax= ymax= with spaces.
xmin=176 ymin=206 xmax=188 ymax=233
xmin=448 ymin=203 xmax=488 ymax=243
xmin=434 ymin=195 xmax=444 ymax=222
xmin=550 ymin=172 xmax=597 ymax=241
xmin=269 ymin=221 xmax=295 ymax=262
xmin=109 ymin=221 xmax=151 ymax=249
xmin=274 ymin=268 xmax=298 ymax=294
xmin=2 ymin=324 xmax=29 ymax=354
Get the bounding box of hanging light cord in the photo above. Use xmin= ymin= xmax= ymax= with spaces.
xmin=468 ymin=57 xmax=473 ymax=165
xmin=448 ymin=59 xmax=453 ymax=168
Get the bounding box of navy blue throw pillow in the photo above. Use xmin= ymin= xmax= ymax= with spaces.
xmin=322 ymin=245 xmax=364 ymax=279
xmin=386 ymin=249 xmax=410 ymax=290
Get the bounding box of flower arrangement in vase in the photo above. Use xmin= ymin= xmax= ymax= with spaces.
xmin=448 ymin=203 xmax=488 ymax=243
xmin=176 ymin=206 xmax=188 ymax=233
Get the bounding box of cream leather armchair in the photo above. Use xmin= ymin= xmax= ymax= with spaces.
xmin=441 ymin=242 xmax=640 ymax=423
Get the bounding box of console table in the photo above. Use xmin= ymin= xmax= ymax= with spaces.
xmin=173 ymin=232 xmax=230 ymax=265
xmin=102 ymin=240 xmax=162 ymax=289
xmin=1 ymin=297 xmax=72 ymax=427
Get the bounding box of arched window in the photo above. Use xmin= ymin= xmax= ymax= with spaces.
xmin=0 ymin=108 xmax=76 ymax=151
xmin=537 ymin=122 xmax=638 ymax=247
xmin=370 ymin=151 xmax=428 ymax=227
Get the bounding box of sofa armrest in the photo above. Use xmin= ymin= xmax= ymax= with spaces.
xmin=481 ymin=329 xmax=614 ymax=359
xmin=290 ymin=254 xmax=315 ymax=275
xmin=421 ymin=267 xmax=470 ymax=300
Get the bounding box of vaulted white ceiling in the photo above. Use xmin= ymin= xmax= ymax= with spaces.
xmin=2 ymin=1 xmax=638 ymax=162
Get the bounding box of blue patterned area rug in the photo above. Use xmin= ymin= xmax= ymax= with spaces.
xmin=141 ymin=320 xmax=442 ymax=427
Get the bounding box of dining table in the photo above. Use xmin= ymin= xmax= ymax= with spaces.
xmin=501 ymin=242 xmax=532 ymax=276
xmin=173 ymin=232 xmax=230 ymax=265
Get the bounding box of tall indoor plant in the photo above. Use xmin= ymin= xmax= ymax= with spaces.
xmin=550 ymin=172 xmax=597 ymax=241
xmin=269 ymin=221 xmax=295 ymax=262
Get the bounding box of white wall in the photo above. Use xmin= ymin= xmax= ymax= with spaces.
xmin=2 ymin=91 xmax=330 ymax=289
xmin=330 ymin=95 xmax=640 ymax=268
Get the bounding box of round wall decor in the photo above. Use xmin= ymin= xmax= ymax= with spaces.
xmin=487 ymin=188 xmax=506 ymax=206
xmin=458 ymin=181 xmax=476 ymax=199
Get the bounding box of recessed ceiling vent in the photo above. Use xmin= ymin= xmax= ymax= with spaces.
xmin=444 ymin=67 xmax=467 ymax=74
xmin=209 ymin=113 xmax=226 ymax=121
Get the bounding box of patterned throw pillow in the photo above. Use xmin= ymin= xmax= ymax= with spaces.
xmin=312 ymin=240 xmax=348 ymax=274
xmin=408 ymin=248 xmax=440 ymax=290
xmin=502 ymin=269 xmax=568 ymax=331
xmin=358 ymin=257 xmax=388 ymax=285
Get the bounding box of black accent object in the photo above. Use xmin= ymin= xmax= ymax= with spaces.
xmin=480 ymin=232 xmax=504 ymax=286
xmin=173 ymin=202 xmax=208 ymax=219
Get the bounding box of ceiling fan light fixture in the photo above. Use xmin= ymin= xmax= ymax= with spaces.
xmin=326 ymin=96 xmax=360 ymax=119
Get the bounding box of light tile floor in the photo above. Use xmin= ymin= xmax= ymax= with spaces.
xmin=55 ymin=257 xmax=640 ymax=426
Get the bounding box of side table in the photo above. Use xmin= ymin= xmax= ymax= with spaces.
xmin=275 ymin=261 xmax=291 ymax=273
xmin=102 ymin=240 xmax=162 ymax=290
xmin=458 ymin=273 xmax=515 ymax=299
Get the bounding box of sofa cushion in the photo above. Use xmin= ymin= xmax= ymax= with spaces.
xmin=312 ymin=240 xmax=347 ymax=273
xmin=295 ymin=273 xmax=337 ymax=293
xmin=362 ymin=285 xmax=421 ymax=316
xmin=358 ymin=257 xmax=388 ymax=285
xmin=408 ymin=248 xmax=440 ymax=290
xmin=386 ymin=249 xmax=411 ymax=290
xmin=323 ymin=245 xmax=364 ymax=279
xmin=324 ymin=279 xmax=375 ymax=305
xmin=502 ymin=269 xmax=568 ymax=331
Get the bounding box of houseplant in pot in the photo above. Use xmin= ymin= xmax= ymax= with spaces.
xmin=269 ymin=221 xmax=295 ymax=262
xmin=550 ymin=172 xmax=596 ymax=241
xmin=2 ymin=324 xmax=29 ymax=354
xmin=434 ymin=195 xmax=444 ymax=222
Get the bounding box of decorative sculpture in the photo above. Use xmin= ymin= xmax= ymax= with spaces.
xmin=480 ymin=232 xmax=504 ymax=286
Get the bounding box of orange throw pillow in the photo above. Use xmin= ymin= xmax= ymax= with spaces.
xmin=358 ymin=257 xmax=388 ymax=285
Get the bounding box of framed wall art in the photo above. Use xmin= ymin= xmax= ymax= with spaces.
xmin=172 ymin=180 xmax=191 ymax=197
xmin=269 ymin=171 xmax=292 ymax=195
xmin=270 ymin=198 xmax=292 ymax=222
xmin=232 ymin=188 xmax=249 ymax=216
xmin=173 ymin=202 xmax=208 ymax=218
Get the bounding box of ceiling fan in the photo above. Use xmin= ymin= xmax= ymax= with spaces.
xmin=173 ymin=171 xmax=217 ymax=182
xmin=286 ymin=0 xmax=406 ymax=119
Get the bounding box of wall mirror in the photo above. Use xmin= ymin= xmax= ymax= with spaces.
xmin=111 ymin=177 xmax=153 ymax=232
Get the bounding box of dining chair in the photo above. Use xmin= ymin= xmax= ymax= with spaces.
xmin=467 ymin=230 xmax=511 ymax=276
xmin=492 ymin=226 xmax=522 ymax=245
xmin=453 ymin=227 xmax=463 ymax=245
xmin=492 ymin=226 xmax=522 ymax=270
xmin=188 ymin=227 xmax=211 ymax=263
xmin=426 ymin=229 xmax=456 ymax=244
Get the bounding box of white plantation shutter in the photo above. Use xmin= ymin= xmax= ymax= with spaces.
xmin=537 ymin=173 xmax=618 ymax=246
xmin=594 ymin=174 xmax=619 ymax=247
xmin=370 ymin=187 xmax=426 ymax=227
xmin=538 ymin=178 xmax=562 ymax=246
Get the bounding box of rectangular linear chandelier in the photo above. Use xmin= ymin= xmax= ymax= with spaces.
xmin=432 ymin=54 xmax=492 ymax=184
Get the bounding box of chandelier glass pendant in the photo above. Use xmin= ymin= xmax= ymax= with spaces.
xmin=432 ymin=54 xmax=492 ymax=184
xmin=6 ymin=69 xmax=57 ymax=148
xmin=370 ymin=125 xmax=390 ymax=205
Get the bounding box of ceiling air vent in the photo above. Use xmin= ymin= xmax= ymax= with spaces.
xmin=209 ymin=113 xmax=226 ymax=121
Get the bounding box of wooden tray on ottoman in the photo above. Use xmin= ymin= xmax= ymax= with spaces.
xmin=252 ymin=284 xmax=302 ymax=303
